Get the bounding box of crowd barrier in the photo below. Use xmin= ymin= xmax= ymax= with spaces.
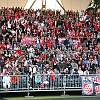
xmin=0 ymin=75 xmax=28 ymax=91
xmin=1 ymin=74 xmax=100 ymax=96
xmin=0 ymin=74 xmax=82 ymax=92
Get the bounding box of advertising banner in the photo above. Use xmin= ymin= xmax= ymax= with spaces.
xmin=81 ymin=75 xmax=100 ymax=95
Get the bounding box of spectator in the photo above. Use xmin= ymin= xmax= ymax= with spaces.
xmin=24 ymin=63 xmax=29 ymax=75
xmin=49 ymin=68 xmax=55 ymax=88
xmin=3 ymin=73 xmax=10 ymax=89
xmin=63 ymin=68 xmax=70 ymax=74
xmin=84 ymin=69 xmax=89 ymax=75
xmin=0 ymin=7 xmax=100 ymax=89
xmin=78 ymin=67 xmax=84 ymax=75
xmin=42 ymin=71 xmax=49 ymax=88
xmin=10 ymin=72 xmax=19 ymax=89
xmin=15 ymin=67 xmax=21 ymax=75
xmin=29 ymin=65 xmax=36 ymax=76
xmin=71 ymin=60 xmax=78 ymax=70
xmin=35 ymin=71 xmax=41 ymax=88
xmin=29 ymin=65 xmax=36 ymax=88
xmin=96 ymin=68 xmax=100 ymax=74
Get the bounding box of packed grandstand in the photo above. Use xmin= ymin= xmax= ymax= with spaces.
xmin=0 ymin=7 xmax=100 ymax=89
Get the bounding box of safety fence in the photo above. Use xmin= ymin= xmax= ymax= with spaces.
xmin=0 ymin=74 xmax=82 ymax=92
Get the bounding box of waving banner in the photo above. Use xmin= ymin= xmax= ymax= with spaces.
xmin=81 ymin=75 xmax=100 ymax=95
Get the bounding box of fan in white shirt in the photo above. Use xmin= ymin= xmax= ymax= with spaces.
xmin=29 ymin=65 xmax=36 ymax=75
xmin=28 ymin=46 xmax=34 ymax=59
xmin=60 ymin=10 xmax=64 ymax=15
xmin=3 ymin=73 xmax=11 ymax=89
xmin=36 ymin=11 xmax=40 ymax=16
xmin=84 ymin=69 xmax=89 ymax=75
xmin=78 ymin=67 xmax=83 ymax=75
xmin=7 ymin=20 xmax=11 ymax=29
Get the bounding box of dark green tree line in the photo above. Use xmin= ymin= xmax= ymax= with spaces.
xmin=87 ymin=0 xmax=100 ymax=12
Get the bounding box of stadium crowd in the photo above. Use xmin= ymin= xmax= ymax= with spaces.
xmin=0 ymin=7 xmax=100 ymax=89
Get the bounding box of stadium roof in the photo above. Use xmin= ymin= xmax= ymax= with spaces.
xmin=0 ymin=0 xmax=91 ymax=12
xmin=0 ymin=0 xmax=28 ymax=8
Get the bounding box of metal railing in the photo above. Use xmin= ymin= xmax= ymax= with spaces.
xmin=0 ymin=74 xmax=82 ymax=91
xmin=0 ymin=75 xmax=28 ymax=91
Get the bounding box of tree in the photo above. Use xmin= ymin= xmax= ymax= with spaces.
xmin=87 ymin=0 xmax=100 ymax=12
xmin=93 ymin=0 xmax=100 ymax=12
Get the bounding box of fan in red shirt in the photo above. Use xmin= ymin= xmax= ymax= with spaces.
xmin=2 ymin=23 xmax=7 ymax=30
xmin=10 ymin=53 xmax=16 ymax=61
xmin=40 ymin=52 xmax=46 ymax=60
xmin=40 ymin=37 xmax=44 ymax=46
xmin=25 ymin=23 xmax=29 ymax=30
xmin=75 ymin=30 xmax=79 ymax=38
xmin=49 ymin=20 xmax=53 ymax=27
xmin=15 ymin=50 xmax=22 ymax=55
xmin=15 ymin=45 xmax=22 ymax=55
xmin=95 ymin=43 xmax=100 ymax=51
xmin=84 ymin=31 xmax=89 ymax=37
xmin=7 ymin=14 xmax=11 ymax=20
xmin=65 ymin=23 xmax=70 ymax=29
xmin=94 ymin=21 xmax=99 ymax=31
xmin=49 ymin=68 xmax=55 ymax=88
xmin=50 ymin=58 xmax=55 ymax=65
xmin=79 ymin=25 xmax=83 ymax=31
xmin=6 ymin=42 xmax=11 ymax=49
xmin=0 ymin=41 xmax=5 ymax=49
xmin=46 ymin=37 xmax=52 ymax=49
xmin=15 ymin=12 xmax=20 ymax=19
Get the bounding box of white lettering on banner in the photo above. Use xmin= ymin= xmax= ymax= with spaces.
xmin=21 ymin=37 xmax=65 ymax=45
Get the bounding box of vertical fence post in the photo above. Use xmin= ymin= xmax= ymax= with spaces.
xmin=63 ymin=75 xmax=66 ymax=95
xmin=25 ymin=75 xmax=34 ymax=98
xmin=25 ymin=75 xmax=34 ymax=97
xmin=27 ymin=75 xmax=30 ymax=97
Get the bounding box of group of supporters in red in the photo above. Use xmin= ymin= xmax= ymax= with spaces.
xmin=0 ymin=7 xmax=100 ymax=84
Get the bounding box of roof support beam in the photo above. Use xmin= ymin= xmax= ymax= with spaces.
xmin=56 ymin=0 xmax=66 ymax=11
xmin=29 ymin=0 xmax=36 ymax=9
